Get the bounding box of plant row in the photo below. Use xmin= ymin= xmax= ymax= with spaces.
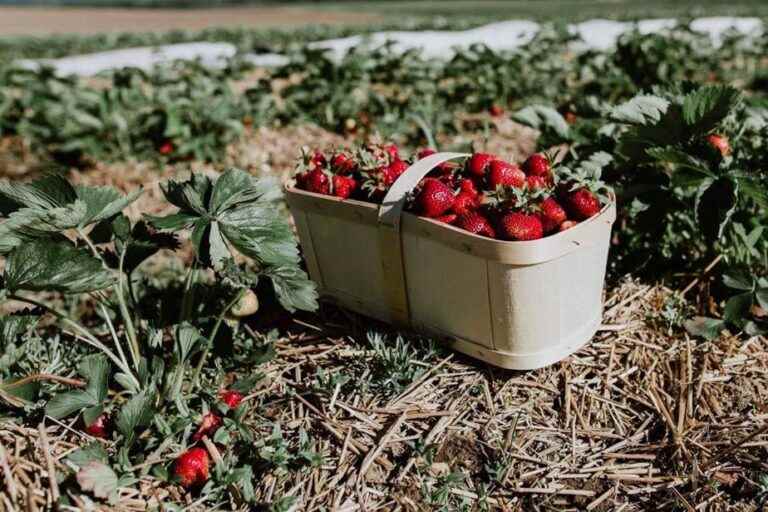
xmin=2 ymin=24 xmax=767 ymax=166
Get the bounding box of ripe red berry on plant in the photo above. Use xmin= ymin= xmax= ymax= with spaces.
xmin=219 ymin=389 xmax=244 ymax=409
xmin=174 ymin=447 xmax=210 ymax=489
xmin=293 ymin=146 xmax=610 ymax=241
xmin=158 ymin=141 xmax=174 ymax=156
xmin=84 ymin=414 xmax=110 ymax=439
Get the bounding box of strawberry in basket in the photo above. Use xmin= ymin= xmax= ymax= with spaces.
xmin=293 ymin=145 xmax=610 ymax=241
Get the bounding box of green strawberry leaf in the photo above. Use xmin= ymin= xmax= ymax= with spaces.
xmin=79 ymin=354 xmax=110 ymax=403
xmin=734 ymin=175 xmax=768 ymax=210
xmin=0 ymin=177 xmax=140 ymax=229
xmin=723 ymin=292 xmax=753 ymax=325
xmin=150 ymin=169 xmax=317 ymax=312
xmin=722 ymin=270 xmax=755 ymax=292
xmin=174 ymin=323 xmax=203 ymax=364
xmin=74 ymin=185 xmax=143 ymax=227
xmin=512 ymin=105 xmax=571 ymax=143
xmin=756 ymin=288 xmax=768 ymax=311
xmin=45 ymin=354 xmax=110 ymax=419
xmin=610 ymin=94 xmax=669 ymax=125
xmin=681 ymin=84 xmax=741 ymax=133
xmin=647 ymin=147 xmax=714 ymax=179
xmin=46 ymin=390 xmax=100 ymax=419
xmin=262 ymin=265 xmax=319 ymax=313
xmin=4 ymin=240 xmax=115 ymax=294
xmin=684 ymin=316 xmax=725 ymax=340
xmin=76 ymin=461 xmax=119 ymax=502
xmin=67 ymin=443 xmax=109 ymax=469
xmin=0 ymin=173 xmax=77 ymax=216
xmin=116 ymin=388 xmax=155 ymax=444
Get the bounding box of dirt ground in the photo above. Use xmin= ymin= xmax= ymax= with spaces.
xmin=0 ymin=6 xmax=381 ymax=36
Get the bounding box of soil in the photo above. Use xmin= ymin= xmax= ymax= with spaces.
xmin=0 ymin=6 xmax=381 ymax=37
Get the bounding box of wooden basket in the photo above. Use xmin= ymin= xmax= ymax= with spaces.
xmin=285 ymin=152 xmax=616 ymax=369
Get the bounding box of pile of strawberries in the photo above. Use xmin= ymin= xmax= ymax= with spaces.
xmin=294 ymin=144 xmax=607 ymax=241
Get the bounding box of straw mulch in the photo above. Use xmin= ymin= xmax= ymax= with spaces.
xmin=2 ymin=280 xmax=766 ymax=511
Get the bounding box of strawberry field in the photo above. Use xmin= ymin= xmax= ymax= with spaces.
xmin=1 ymin=15 xmax=768 ymax=511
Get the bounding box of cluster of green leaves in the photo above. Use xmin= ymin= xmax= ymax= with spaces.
xmin=514 ymin=83 xmax=767 ymax=336
xmin=0 ymin=168 xmax=317 ymax=505
xmin=1 ymin=61 xmax=250 ymax=165
xmin=4 ymin=21 xmax=768 ymax=163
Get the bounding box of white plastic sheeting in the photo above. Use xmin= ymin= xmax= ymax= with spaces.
xmin=17 ymin=17 xmax=765 ymax=76
xmin=17 ymin=41 xmax=237 ymax=75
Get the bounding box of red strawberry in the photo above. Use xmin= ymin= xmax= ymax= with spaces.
xmin=416 ymin=178 xmax=455 ymax=218
xmin=435 ymin=213 xmax=458 ymax=224
xmin=559 ymin=220 xmax=579 ymax=231
xmin=489 ymin=104 xmax=504 ymax=117
xmin=522 ymin=153 xmax=550 ymax=177
xmin=158 ymin=141 xmax=174 ymax=155
xmin=539 ymin=197 xmax=567 ymax=233
xmin=192 ymin=412 xmax=222 ymax=442
xmin=174 ymin=447 xmax=210 ymax=489
xmin=310 ymin=151 xmax=327 ymax=169
xmin=451 ymin=179 xmax=481 ymax=216
xmin=564 ymin=111 xmax=578 ymax=125
xmin=384 ymin=144 xmax=399 ymax=161
xmin=84 ymin=414 xmax=109 ymax=439
xmin=331 ymin=152 xmax=356 ymax=174
xmin=305 ymin=168 xmax=330 ymax=195
xmin=566 ymin=188 xmax=601 ymax=220
xmin=526 ymin=175 xmax=548 ymax=190
xmin=219 ymin=389 xmax=244 ymax=409
xmin=332 ymin=175 xmax=357 ymax=199
xmin=458 ymin=178 xmax=479 ymax=196
xmin=488 ymin=160 xmax=526 ymax=189
xmin=383 ymin=159 xmax=408 ymax=187
xmin=706 ymin=134 xmax=730 ymax=157
xmin=498 ymin=212 xmax=544 ymax=241
xmin=452 ymin=193 xmax=479 ymax=216
xmin=417 ymin=148 xmax=436 ymax=160
xmin=456 ymin=212 xmax=496 ymax=238
xmin=467 ymin=153 xmax=496 ymax=178
xmin=419 ymin=148 xmax=454 ymax=174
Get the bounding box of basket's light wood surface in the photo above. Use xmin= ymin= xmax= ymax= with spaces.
xmin=285 ymin=153 xmax=616 ymax=369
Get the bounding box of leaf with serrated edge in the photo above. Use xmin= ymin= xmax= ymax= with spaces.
xmin=4 ymin=240 xmax=114 ymax=294
xmin=76 ymin=461 xmax=119 ymax=500
xmin=116 ymin=389 xmax=155 ymax=443
xmin=263 ymin=265 xmax=318 ymax=313
xmin=78 ymin=354 xmax=110 ymax=402
xmin=610 ymin=95 xmax=669 ymax=125
xmin=46 ymin=390 xmax=99 ymax=419
xmin=75 ymin=185 xmax=142 ymax=227
xmin=682 ymin=85 xmax=741 ymax=132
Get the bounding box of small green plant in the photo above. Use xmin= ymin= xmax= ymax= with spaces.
xmin=422 ymin=470 xmax=469 ymax=511
xmin=365 ymin=331 xmax=439 ymax=396
xmin=0 ymin=168 xmax=317 ymax=504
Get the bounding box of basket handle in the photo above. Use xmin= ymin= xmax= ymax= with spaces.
xmin=376 ymin=152 xmax=470 ymax=327
xmin=378 ymin=152 xmax=471 ymax=228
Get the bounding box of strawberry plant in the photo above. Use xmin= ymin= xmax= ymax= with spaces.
xmin=0 ymin=168 xmax=317 ymax=504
